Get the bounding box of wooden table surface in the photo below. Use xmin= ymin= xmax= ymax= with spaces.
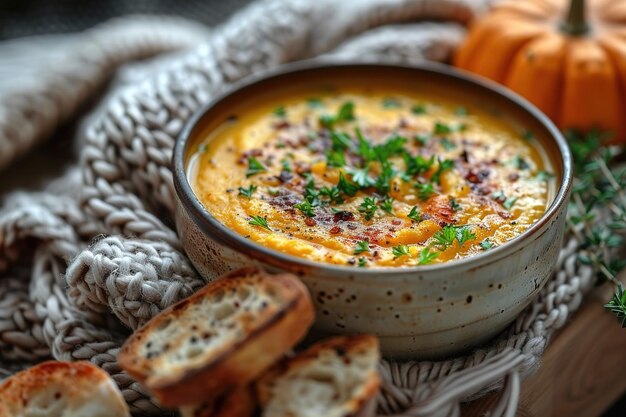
xmin=462 ymin=272 xmax=626 ymax=417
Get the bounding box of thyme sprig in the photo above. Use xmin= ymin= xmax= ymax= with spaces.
xmin=566 ymin=130 xmax=626 ymax=326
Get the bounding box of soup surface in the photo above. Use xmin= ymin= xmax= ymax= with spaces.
xmin=192 ymin=89 xmax=552 ymax=267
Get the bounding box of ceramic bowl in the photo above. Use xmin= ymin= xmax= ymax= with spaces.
xmin=172 ymin=61 xmax=572 ymax=359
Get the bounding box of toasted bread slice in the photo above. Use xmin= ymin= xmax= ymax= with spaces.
xmin=179 ymin=385 xmax=255 ymax=417
xmin=0 ymin=361 xmax=129 ymax=417
xmin=256 ymin=334 xmax=381 ymax=417
xmin=118 ymin=267 xmax=315 ymax=407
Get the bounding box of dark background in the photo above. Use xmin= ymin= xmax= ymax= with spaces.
xmin=0 ymin=0 xmax=624 ymax=415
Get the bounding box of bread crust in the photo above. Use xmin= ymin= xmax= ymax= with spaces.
xmin=179 ymin=385 xmax=256 ymax=417
xmin=118 ymin=267 xmax=315 ymax=407
xmin=0 ymin=361 xmax=129 ymax=417
xmin=256 ymin=334 xmax=381 ymax=417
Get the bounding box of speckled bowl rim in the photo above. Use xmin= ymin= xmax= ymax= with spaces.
xmin=173 ymin=59 xmax=573 ymax=277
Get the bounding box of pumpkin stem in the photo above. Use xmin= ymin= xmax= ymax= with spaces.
xmin=561 ymin=0 xmax=588 ymax=36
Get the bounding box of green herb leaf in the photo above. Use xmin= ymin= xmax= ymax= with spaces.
xmin=605 ymin=284 xmax=626 ymax=327
xmin=536 ymin=170 xmax=554 ymax=181
xmin=431 ymin=158 xmax=455 ymax=184
xmin=491 ymin=190 xmax=506 ymax=203
xmin=320 ymin=101 xmax=355 ymax=128
xmin=414 ymin=134 xmax=429 ymax=146
xmin=281 ymin=158 xmax=292 ymax=172
xmin=246 ymin=157 xmax=267 ymax=177
xmin=418 ymin=247 xmax=439 ymax=265
xmin=522 ymin=130 xmax=534 ymax=141
xmin=307 ymin=97 xmax=324 ymax=109
xmin=358 ymin=257 xmax=367 ymax=267
xmin=354 ymin=240 xmax=370 ymax=255
xmin=456 ymin=225 xmax=476 ymax=246
xmin=238 ymin=184 xmax=257 ymax=199
xmin=330 ymin=131 xmax=353 ymax=150
xmin=326 ymin=150 xmax=346 ymax=168
xmin=408 ymin=206 xmax=421 ymax=222
xmin=249 ymin=215 xmax=270 ymax=231
xmin=450 ymin=197 xmax=461 ymax=211
xmin=480 ymin=239 xmax=494 ymax=251
xmin=433 ymin=225 xmax=457 ymax=249
xmin=347 ymin=167 xmax=376 ymax=188
xmin=198 ymin=143 xmax=208 ymax=153
xmin=375 ymin=165 xmax=396 ymax=195
xmin=455 ymin=106 xmax=468 ymax=116
xmin=404 ymin=154 xmax=435 ymax=177
xmin=273 ymin=106 xmax=286 ymax=117
xmin=441 ymin=138 xmax=457 ymax=151
xmin=392 ymin=245 xmax=411 ymax=257
xmin=503 ymin=197 xmax=518 ymax=211
xmin=338 ymin=172 xmax=359 ymax=196
xmin=434 ymin=121 xmax=454 ymax=135
xmin=358 ymin=197 xmax=378 ymax=221
xmin=415 ymin=182 xmax=435 ymax=201
xmin=383 ymin=97 xmax=401 ymax=108
xmin=320 ymin=186 xmax=343 ymax=204
xmin=294 ymin=200 xmax=316 ymax=217
xmin=355 ymin=128 xmax=376 ymax=163
xmin=379 ymin=197 xmax=394 ymax=214
xmin=411 ymin=104 xmax=427 ymax=115
xmin=511 ymin=155 xmax=530 ymax=170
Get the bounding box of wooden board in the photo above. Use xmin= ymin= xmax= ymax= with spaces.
xmin=462 ymin=274 xmax=626 ymax=417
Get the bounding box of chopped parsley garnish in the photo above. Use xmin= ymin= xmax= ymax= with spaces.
xmin=522 ymin=130 xmax=534 ymax=141
xmin=392 ymin=245 xmax=410 ymax=257
xmin=433 ymin=225 xmax=476 ymax=249
xmin=433 ymin=225 xmax=457 ymax=248
xmin=408 ymin=206 xmax=421 ymax=222
xmin=319 ymin=101 xmax=355 ymax=128
xmin=320 ymin=186 xmax=343 ymax=204
xmin=246 ymin=157 xmax=267 ymax=177
xmin=197 ymin=143 xmax=208 ymax=153
xmin=330 ymin=131 xmax=353 ymax=150
xmin=307 ymin=97 xmax=324 ymax=109
xmin=354 ymin=240 xmax=370 ymax=255
xmin=511 ymin=155 xmax=530 ymax=170
xmin=281 ymin=158 xmax=292 ymax=172
xmin=536 ymin=170 xmax=554 ymax=181
xmin=412 ymin=104 xmax=427 ymax=114
xmin=382 ymin=97 xmax=401 ymax=108
xmin=418 ymin=248 xmax=439 ymax=265
xmin=337 ymin=172 xmax=359 ymax=196
xmin=238 ymin=184 xmax=257 ymax=199
xmin=294 ymin=200 xmax=316 ymax=217
xmin=355 ymin=128 xmax=376 ymax=163
xmin=273 ymin=106 xmax=286 ymax=117
xmin=434 ymin=121 xmax=454 ymax=135
xmin=326 ymin=150 xmax=346 ymax=167
xmin=414 ymin=134 xmax=429 ymax=146
xmin=404 ymin=154 xmax=435 ymax=177
xmin=375 ymin=165 xmax=395 ymax=195
xmin=249 ymin=215 xmax=270 ymax=231
xmin=450 ymin=197 xmax=461 ymax=211
xmin=415 ymin=182 xmax=435 ymax=201
xmin=347 ymin=167 xmax=376 ymax=188
xmin=358 ymin=197 xmax=378 ymax=221
xmin=455 ymin=106 xmax=468 ymax=116
xmin=441 ymin=138 xmax=457 ymax=150
xmin=480 ymin=239 xmax=494 ymax=251
xmin=491 ymin=190 xmax=506 ymax=203
xmin=374 ymin=134 xmax=408 ymax=162
xmin=358 ymin=257 xmax=367 ymax=267
xmin=379 ymin=197 xmax=393 ymax=214
xmin=431 ymin=158 xmax=455 ymax=184
xmin=503 ymin=196 xmax=518 ymax=210
xmin=304 ymin=179 xmax=321 ymax=206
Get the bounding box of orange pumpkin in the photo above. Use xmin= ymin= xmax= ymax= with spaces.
xmin=455 ymin=0 xmax=626 ymax=143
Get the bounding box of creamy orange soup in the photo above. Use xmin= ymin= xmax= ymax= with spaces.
xmin=192 ymin=90 xmax=552 ymax=267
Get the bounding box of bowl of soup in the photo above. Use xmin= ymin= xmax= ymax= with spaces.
xmin=173 ymin=61 xmax=572 ymax=359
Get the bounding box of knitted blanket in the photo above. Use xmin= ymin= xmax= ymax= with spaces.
xmin=0 ymin=1 xmax=596 ymax=416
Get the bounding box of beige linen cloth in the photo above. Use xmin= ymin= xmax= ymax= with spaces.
xmin=0 ymin=1 xmax=596 ymax=416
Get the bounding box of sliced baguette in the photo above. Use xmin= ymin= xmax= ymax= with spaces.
xmin=118 ymin=267 xmax=315 ymax=407
xmin=179 ymin=385 xmax=255 ymax=417
xmin=0 ymin=360 xmax=130 ymax=417
xmin=256 ymin=334 xmax=381 ymax=417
